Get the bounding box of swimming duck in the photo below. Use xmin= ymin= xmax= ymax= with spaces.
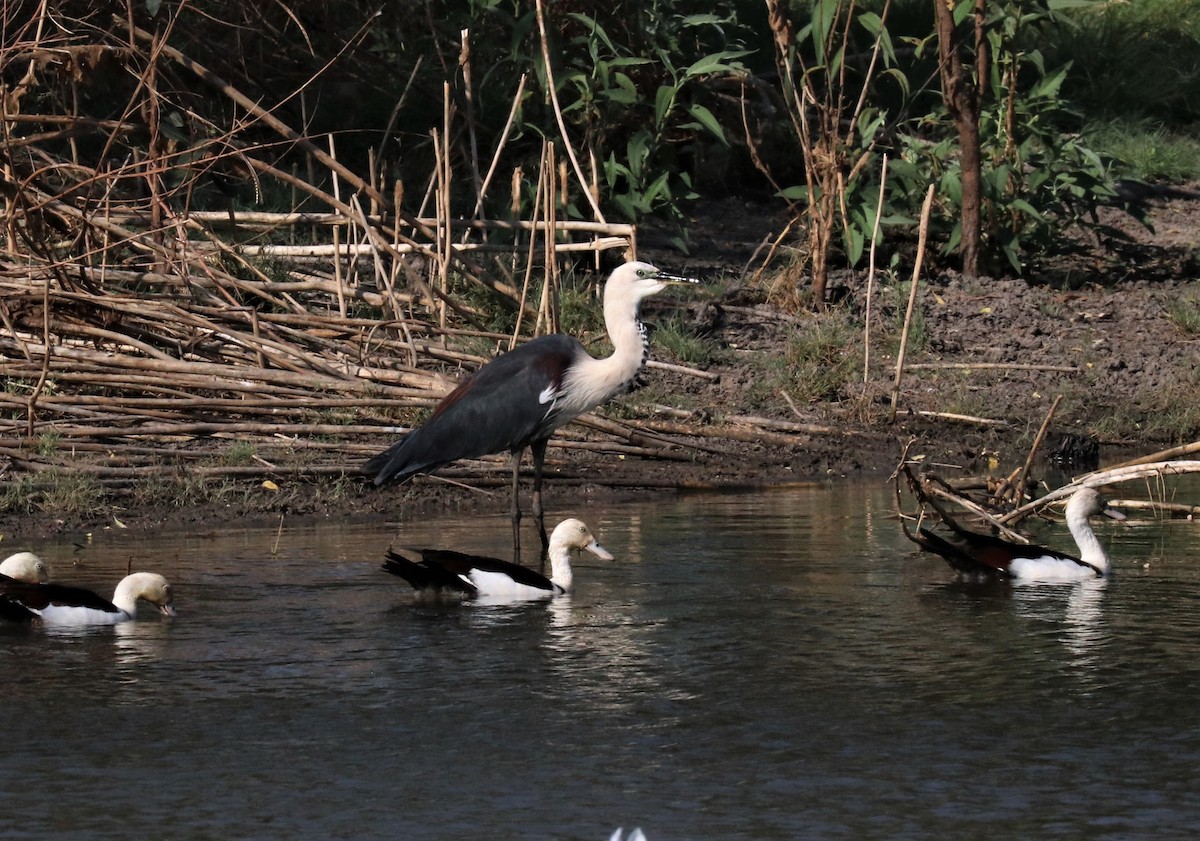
xmin=0 ymin=572 xmax=176 ymax=625
xmin=0 ymin=552 xmax=51 ymax=584
xmin=913 ymin=486 xmax=1125 ymax=581
xmin=382 ymin=518 xmax=613 ymax=599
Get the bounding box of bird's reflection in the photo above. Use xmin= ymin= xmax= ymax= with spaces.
xmin=111 ymin=619 xmax=172 ymax=674
xmin=1013 ymin=577 xmax=1111 ymax=677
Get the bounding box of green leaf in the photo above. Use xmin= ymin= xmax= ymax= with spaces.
xmin=1030 ymin=64 xmax=1070 ymax=100
xmin=683 ymin=104 xmax=728 ymax=146
xmin=605 ymin=72 xmax=639 ymax=105
xmin=565 ymin=12 xmax=617 ymax=53
xmin=626 ymin=131 xmax=651 ymax=180
xmin=1046 ymin=0 xmax=1097 ymax=9
xmin=654 ymin=85 xmax=676 ymax=127
xmin=684 ymin=50 xmax=752 ymax=78
xmin=811 ymin=0 xmax=837 ymax=58
xmin=844 ymin=226 xmax=865 ymax=265
xmin=858 ymin=11 xmax=884 ymax=36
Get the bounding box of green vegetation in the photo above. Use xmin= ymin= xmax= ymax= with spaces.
xmin=35 ymin=432 xmax=61 ymax=458
xmin=749 ymin=309 xmax=861 ymax=408
xmin=221 ymin=440 xmax=258 ymax=467
xmin=1166 ymin=294 xmax=1200 ymax=336
xmin=13 ymin=0 xmax=1200 ymax=295
xmin=1087 ymin=120 xmax=1200 ymax=184
xmin=1 ymin=470 xmax=105 ymax=518
xmin=651 ymin=315 xmax=721 ymax=368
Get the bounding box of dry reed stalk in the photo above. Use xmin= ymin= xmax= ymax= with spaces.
xmin=889 ymin=183 xmax=937 ymax=423
xmin=533 ymin=0 xmax=605 ymax=223
xmin=863 ymin=153 xmax=888 ymax=384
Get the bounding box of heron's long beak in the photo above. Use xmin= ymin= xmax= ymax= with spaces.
xmin=655 ymin=271 xmax=701 ymax=286
xmin=1103 ymin=505 xmax=1126 ymax=522
xmin=159 ymin=604 xmax=177 ymax=617
xmin=585 ymin=539 xmax=615 ymax=561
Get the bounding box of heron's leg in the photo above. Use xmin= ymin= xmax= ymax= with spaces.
xmin=530 ymin=439 xmax=550 ymax=554
xmin=510 ymin=448 xmax=523 ymax=561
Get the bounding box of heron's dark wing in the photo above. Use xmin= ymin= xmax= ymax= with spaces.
xmin=364 ymin=335 xmax=582 ymax=486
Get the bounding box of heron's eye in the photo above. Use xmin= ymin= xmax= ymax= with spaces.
xmin=637 ymin=269 xmax=648 ymax=278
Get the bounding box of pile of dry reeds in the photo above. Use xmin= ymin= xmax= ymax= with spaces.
xmin=0 ymin=7 xmax=698 ymax=495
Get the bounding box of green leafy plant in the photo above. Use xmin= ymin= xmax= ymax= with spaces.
xmin=768 ymin=0 xmax=906 ymax=304
xmin=540 ymin=7 xmax=751 ymax=241
xmin=889 ymin=0 xmax=1130 ymax=275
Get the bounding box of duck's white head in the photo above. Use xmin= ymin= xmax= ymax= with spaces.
xmin=604 ymin=261 xmax=698 ymax=303
xmin=115 ymin=572 xmax=177 ymax=617
xmin=550 ymin=518 xmax=615 ymax=561
xmin=1067 ymin=487 xmax=1125 ymax=523
xmin=0 ymin=552 xmax=50 ymax=583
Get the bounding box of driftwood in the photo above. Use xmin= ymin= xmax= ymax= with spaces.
xmin=896 ymin=426 xmax=1200 ymax=552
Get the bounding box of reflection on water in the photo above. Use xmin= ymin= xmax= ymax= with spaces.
xmin=4 ymin=483 xmax=1200 ymax=839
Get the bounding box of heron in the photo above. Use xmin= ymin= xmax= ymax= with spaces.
xmin=363 ymin=260 xmax=697 ymax=555
xmin=908 ymin=487 xmax=1125 ymax=581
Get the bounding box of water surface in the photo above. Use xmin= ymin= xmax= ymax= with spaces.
xmin=3 ymin=484 xmax=1199 ymax=840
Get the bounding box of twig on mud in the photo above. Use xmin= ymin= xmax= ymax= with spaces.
xmin=905 ymin=362 xmax=1081 ymax=373
xmin=913 ymin=410 xmax=1008 ymax=427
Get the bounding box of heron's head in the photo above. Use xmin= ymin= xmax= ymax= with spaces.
xmin=607 ymin=261 xmax=699 ymax=300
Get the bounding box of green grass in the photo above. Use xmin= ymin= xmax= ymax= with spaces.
xmin=651 ymin=315 xmax=721 ymax=367
xmin=1043 ymin=1 xmax=1200 ymax=183
xmin=1 ymin=470 xmax=106 ymax=517
xmin=748 ymin=309 xmax=862 ymax=408
xmin=221 ymin=440 xmax=257 ymax=466
xmin=1054 ymin=0 xmax=1200 ymax=127
xmin=1086 ymin=119 xmax=1200 ymax=183
xmin=35 ymin=432 xmax=61 ymax=457
xmin=1166 ymin=293 xmax=1200 ymax=335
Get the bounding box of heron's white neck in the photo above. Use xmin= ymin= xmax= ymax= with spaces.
xmin=562 ymin=289 xmax=650 ymax=412
xmin=1067 ymin=506 xmax=1109 ymax=572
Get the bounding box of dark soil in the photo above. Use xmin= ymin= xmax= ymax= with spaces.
xmin=5 ymin=193 xmax=1199 ymax=541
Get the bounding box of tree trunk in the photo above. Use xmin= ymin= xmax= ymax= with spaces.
xmin=933 ymin=0 xmax=987 ymax=279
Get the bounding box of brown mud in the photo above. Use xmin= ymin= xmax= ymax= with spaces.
xmin=4 ymin=193 xmax=1199 ymax=542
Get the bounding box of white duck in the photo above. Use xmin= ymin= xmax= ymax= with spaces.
xmin=382 ymin=518 xmax=614 ymax=599
xmin=0 ymin=572 xmax=176 ymax=626
xmin=0 ymin=552 xmax=51 ymax=584
xmin=913 ymin=486 xmax=1125 ymax=581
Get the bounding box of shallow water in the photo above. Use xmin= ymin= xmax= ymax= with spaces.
xmin=4 ymin=483 xmax=1200 ymax=840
